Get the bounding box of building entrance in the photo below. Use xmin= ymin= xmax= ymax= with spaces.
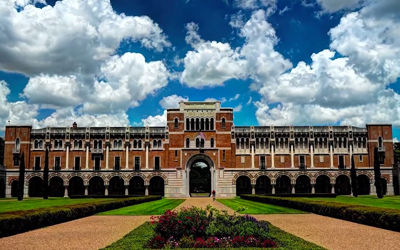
xmin=189 ymin=161 xmax=211 ymax=196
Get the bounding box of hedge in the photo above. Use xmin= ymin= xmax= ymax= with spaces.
xmin=0 ymin=196 xmax=161 ymax=238
xmin=241 ymin=195 xmax=400 ymax=232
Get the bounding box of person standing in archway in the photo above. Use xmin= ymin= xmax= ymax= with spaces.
xmin=212 ymin=189 xmax=216 ymax=201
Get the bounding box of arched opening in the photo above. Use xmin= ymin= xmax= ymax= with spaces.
xmin=29 ymin=176 xmax=43 ymax=197
xmin=295 ymin=175 xmax=311 ymax=193
xmin=190 ymin=161 xmax=211 ymax=196
xmin=205 ymin=118 xmax=209 ymax=130
xmin=335 ymin=175 xmax=351 ymax=195
xmin=196 ymin=138 xmax=200 ymax=148
xmin=210 ymin=138 xmax=214 ymax=148
xmin=222 ymin=118 xmax=226 ymax=129
xmin=196 ymin=118 xmax=200 ymax=130
xmin=149 ymin=176 xmax=165 ymax=196
xmin=186 ymin=138 xmax=190 ymax=148
xmin=357 ymin=175 xmax=370 ymax=195
xmin=0 ymin=178 xmax=5 ymax=198
xmin=191 ymin=118 xmax=195 ymax=130
xmin=210 ymin=118 xmax=214 ymax=130
xmin=381 ymin=177 xmax=387 ymax=195
xmin=315 ymin=175 xmax=331 ymax=193
xmin=69 ymin=176 xmax=85 ymax=196
xmin=129 ymin=176 xmax=145 ymax=195
xmin=255 ymin=176 xmax=271 ymax=194
xmin=201 ymin=118 xmax=204 ymax=130
xmin=236 ymin=176 xmax=251 ymax=196
xmin=186 ymin=118 xmax=190 ymax=130
xmin=89 ymin=176 xmax=105 ymax=196
xmin=109 ymin=176 xmax=125 ymax=196
xmin=276 ymin=175 xmax=291 ymax=194
xmin=49 ymin=177 xmax=64 ymax=197
xmin=11 ymin=180 xmax=19 ymax=197
xmin=174 ymin=118 xmax=179 ymax=129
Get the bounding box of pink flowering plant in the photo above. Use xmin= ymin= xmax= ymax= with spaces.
xmin=146 ymin=205 xmax=276 ymax=248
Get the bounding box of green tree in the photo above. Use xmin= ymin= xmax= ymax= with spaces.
xmin=394 ymin=142 xmax=400 ymax=164
xmin=373 ymin=147 xmax=384 ymax=199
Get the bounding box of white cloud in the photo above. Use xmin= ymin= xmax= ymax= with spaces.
xmin=246 ymin=97 xmax=252 ymax=105
xmin=159 ymin=95 xmax=189 ymax=109
xmin=394 ymin=138 xmax=399 ymax=143
xmin=233 ymin=0 xmax=276 ymax=10
xmin=229 ymin=94 xmax=240 ymax=102
xmin=279 ymin=6 xmax=291 ymax=15
xmin=233 ymin=104 xmax=243 ymax=112
xmin=316 ymin=0 xmax=362 ymax=13
xmin=141 ymin=110 xmax=167 ymax=127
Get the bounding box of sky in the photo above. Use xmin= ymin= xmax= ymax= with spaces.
xmin=0 ymin=0 xmax=399 ymax=141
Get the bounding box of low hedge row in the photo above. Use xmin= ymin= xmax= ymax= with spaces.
xmin=0 ymin=196 xmax=161 ymax=238
xmin=241 ymin=195 xmax=400 ymax=232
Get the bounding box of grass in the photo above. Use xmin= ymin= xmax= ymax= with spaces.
xmin=217 ymin=198 xmax=306 ymax=214
xmin=97 ymin=199 xmax=186 ymax=215
xmin=0 ymin=197 xmax=114 ymax=213
xmin=298 ymin=195 xmax=400 ymax=210
xmin=101 ymin=222 xmax=325 ymax=250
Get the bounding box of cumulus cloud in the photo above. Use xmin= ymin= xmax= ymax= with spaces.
xmin=316 ymin=0 xmax=362 ymax=13
xmin=159 ymin=95 xmax=189 ymax=109
xmin=233 ymin=104 xmax=243 ymax=112
xmin=246 ymin=97 xmax=252 ymax=105
xmin=233 ymin=0 xmax=276 ymax=10
xmin=229 ymin=94 xmax=240 ymax=102
xmin=141 ymin=110 xmax=167 ymax=127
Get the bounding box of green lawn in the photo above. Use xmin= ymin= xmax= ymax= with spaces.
xmin=299 ymin=195 xmax=400 ymax=210
xmin=98 ymin=199 xmax=186 ymax=215
xmin=0 ymin=198 xmax=114 ymax=213
xmin=217 ymin=198 xmax=306 ymax=214
xmin=101 ymin=221 xmax=325 ymax=250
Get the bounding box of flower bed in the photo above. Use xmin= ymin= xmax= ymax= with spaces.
xmin=146 ymin=205 xmax=277 ymax=249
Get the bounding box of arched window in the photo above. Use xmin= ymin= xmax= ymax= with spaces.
xmin=378 ymin=137 xmax=383 ymax=148
xmin=74 ymin=140 xmax=79 ymax=149
xmin=15 ymin=138 xmax=20 ymax=150
xmin=174 ymin=118 xmax=179 ymax=129
xmin=196 ymin=138 xmax=200 ymax=148
xmin=205 ymin=118 xmax=209 ymax=130
xmin=363 ymin=137 xmax=367 ymax=148
xmin=114 ymin=140 xmax=118 ymax=149
xmin=138 ymin=140 xmax=142 ymax=148
xmin=186 ymin=118 xmax=190 ymax=130
xmin=59 ymin=140 xmax=63 ymax=148
xmin=241 ymin=138 xmax=244 ymax=149
xmin=186 ymin=138 xmax=190 ymax=148
xmin=191 ymin=118 xmax=195 ymax=130
xmin=236 ymin=138 xmax=240 ymax=149
xmin=201 ymin=118 xmax=204 ymax=131
xmin=201 ymin=139 xmax=205 ymax=148
xmin=256 ymin=138 xmax=259 ymax=149
xmin=211 ymin=138 xmax=214 ymax=148
xmin=134 ymin=140 xmax=137 ymax=148
xmin=118 ymin=140 xmax=122 ymax=148
xmin=98 ymin=140 xmax=102 ymax=149
xmin=210 ymin=118 xmax=214 ymax=130
xmin=260 ymin=138 xmax=264 ymax=149
xmin=39 ymin=140 xmax=43 ymax=148
xmin=153 ymin=140 xmax=157 ymax=148
xmin=222 ymin=118 xmax=226 ymax=129
xmin=158 ymin=140 xmax=162 ymax=148
xmin=196 ymin=118 xmax=200 ymax=130
xmin=246 ymin=138 xmax=249 ymax=149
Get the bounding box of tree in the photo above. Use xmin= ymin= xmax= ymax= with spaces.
xmin=394 ymin=142 xmax=400 ymax=164
xmin=373 ymin=147 xmax=384 ymax=199
xmin=17 ymin=152 xmax=25 ymax=201
xmin=43 ymin=147 xmax=49 ymax=199
xmin=350 ymin=155 xmax=358 ymax=197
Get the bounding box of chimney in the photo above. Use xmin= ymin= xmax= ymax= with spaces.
xmin=73 ymin=122 xmax=77 ymax=129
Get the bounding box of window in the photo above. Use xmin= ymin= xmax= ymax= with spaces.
xmin=13 ymin=156 xmax=19 ymax=166
xmin=153 ymin=140 xmax=157 ymax=148
xmin=174 ymin=118 xmax=178 ymax=129
xmin=210 ymin=118 xmax=214 ymax=130
xmin=206 ymin=118 xmax=210 ymax=130
xmin=115 ymin=157 xmax=120 ymax=170
xmin=299 ymin=155 xmax=305 ymax=169
xmin=74 ymin=157 xmax=81 ymax=170
xmin=280 ymin=155 xmax=284 ymax=163
xmin=34 ymin=157 xmax=41 ymax=170
xmin=359 ymin=154 xmax=363 ymax=162
xmin=222 ymin=118 xmax=226 ymax=129
xmin=378 ymin=137 xmax=383 ymax=148
xmin=186 ymin=118 xmax=190 ymax=130
xmin=200 ymin=139 xmax=205 ymax=148
xmin=74 ymin=140 xmax=82 ymax=149
xmin=175 ymin=150 xmax=178 ymax=158
xmin=15 ymin=138 xmax=20 ymax=151
xmin=158 ymin=140 xmax=162 ymax=148
xmin=241 ymin=156 xmax=245 ymax=164
xmin=186 ymin=138 xmax=190 ymax=148
xmin=210 ymin=138 xmax=214 ymax=148
xmin=201 ymin=118 xmax=205 ymax=130
xmin=134 ymin=157 xmax=140 ymax=170
xmin=191 ymin=118 xmax=195 ymax=130
xmin=155 ymin=156 xmax=160 ymax=170
xmin=196 ymin=138 xmax=200 ymax=148
xmin=138 ymin=140 xmax=142 ymax=148
xmin=94 ymin=156 xmax=101 ymax=170
xmin=338 ymin=155 xmax=345 ymax=169
xmin=34 ymin=140 xmax=43 ymax=149
xmin=320 ymin=155 xmax=324 ymax=163
xmin=260 ymin=156 xmax=266 ymax=169
xmin=54 ymin=157 xmax=61 ymax=170
xmin=133 ymin=140 xmax=138 ymax=148
xmin=222 ymin=150 xmax=226 ymax=162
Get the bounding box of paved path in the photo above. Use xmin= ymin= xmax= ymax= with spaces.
xmin=174 ymin=197 xmax=234 ymax=214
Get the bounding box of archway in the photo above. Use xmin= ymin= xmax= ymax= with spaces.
xmin=89 ymin=176 xmax=105 ymax=196
xmin=11 ymin=180 xmax=19 ymax=197
xmin=149 ymin=176 xmax=164 ymax=196
xmin=236 ymin=176 xmax=251 ymax=196
xmin=255 ymin=176 xmax=271 ymax=194
xmin=275 ymin=175 xmax=291 ymax=194
xmin=315 ymin=175 xmax=331 ymax=193
xmin=68 ymin=176 xmax=84 ymax=196
xmin=335 ymin=175 xmax=351 ymax=195
xmin=357 ymin=175 xmax=370 ymax=195
xmin=0 ymin=178 xmax=5 ymax=198
xmin=381 ymin=178 xmax=387 ymax=195
xmin=295 ymin=175 xmax=311 ymax=193
xmin=190 ymin=161 xmax=211 ymax=196
xmin=109 ymin=176 xmax=125 ymax=196
xmin=29 ymin=176 xmax=43 ymax=197
xmin=129 ymin=176 xmax=145 ymax=195
xmin=49 ymin=177 xmax=64 ymax=197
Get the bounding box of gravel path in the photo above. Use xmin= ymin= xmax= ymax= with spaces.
xmin=174 ymin=197 xmax=234 ymax=214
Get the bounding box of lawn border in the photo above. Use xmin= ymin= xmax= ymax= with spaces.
xmin=241 ymin=195 xmax=400 ymax=232
xmin=0 ymin=196 xmax=161 ymax=238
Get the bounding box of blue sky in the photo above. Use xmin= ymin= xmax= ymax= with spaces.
xmin=0 ymin=0 xmax=399 ymax=140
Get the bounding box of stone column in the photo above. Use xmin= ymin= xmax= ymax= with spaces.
xmin=85 ymin=186 xmax=89 ymax=196
xmin=105 ymin=186 xmax=109 ymax=196
xmin=251 ymin=145 xmax=255 ymax=169
xmin=64 ymin=186 xmax=69 ymax=198
xmin=290 ymin=144 xmax=295 ymax=169
xmin=331 ymin=184 xmax=335 ymax=194
xmin=85 ymin=145 xmax=89 ymax=170
xmin=145 ymin=144 xmax=149 ymax=169
xmin=310 ymin=145 xmax=314 ymax=168
xmin=66 ymin=145 xmax=69 ymax=170
xmin=311 ymin=184 xmax=315 ymax=194
xmin=106 ymin=145 xmax=109 ymax=170
xmin=145 ymin=185 xmax=149 ymax=196
xmin=24 ymin=185 xmax=29 ymax=198
xmin=251 ymin=185 xmax=255 ymax=194
xmin=291 ymin=184 xmax=295 ymax=194
xmin=125 ymin=145 xmax=129 ymax=170
xmin=271 ymin=145 xmax=275 ymax=169
xmin=271 ymin=184 xmax=275 ymax=194
xmin=125 ymin=185 xmax=129 ymax=196
xmin=330 ymin=144 xmax=334 ymax=168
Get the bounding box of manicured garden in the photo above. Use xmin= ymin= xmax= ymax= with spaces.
xmin=0 ymin=197 xmax=113 ymax=213
xmin=102 ymin=205 xmax=324 ymax=249
xmin=217 ymin=198 xmax=306 ymax=214
xmin=298 ymin=195 xmax=400 ymax=209
xmin=98 ymin=199 xmax=186 ymax=215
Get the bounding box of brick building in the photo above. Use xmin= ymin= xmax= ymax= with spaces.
xmin=1 ymin=101 xmax=397 ymax=198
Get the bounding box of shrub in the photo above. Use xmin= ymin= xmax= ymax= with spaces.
xmin=0 ymin=196 xmax=161 ymax=238
xmin=262 ymin=239 xmax=277 ymax=248
xmin=241 ymin=195 xmax=400 ymax=232
xmin=177 ymin=236 xmax=194 ymax=248
xmin=148 ymin=235 xmax=166 ymax=249
xmin=193 ymin=237 xmax=207 ymax=248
